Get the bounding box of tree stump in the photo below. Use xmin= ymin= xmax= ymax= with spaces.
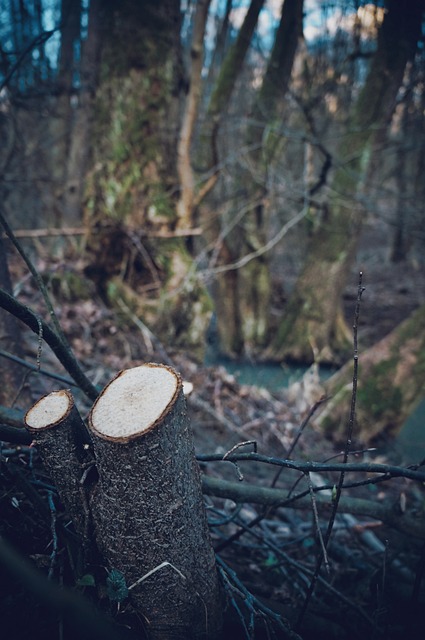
xmin=88 ymin=364 xmax=222 ymax=639
xmin=24 ymin=389 xmax=94 ymax=542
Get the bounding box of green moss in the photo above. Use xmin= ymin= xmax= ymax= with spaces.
xmin=321 ymin=415 xmax=335 ymax=432
xmin=149 ymin=185 xmax=175 ymax=220
xmin=357 ymin=359 xmax=403 ymax=420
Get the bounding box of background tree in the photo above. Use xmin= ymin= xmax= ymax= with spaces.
xmin=206 ymin=0 xmax=304 ymax=357
xmin=0 ymin=0 xmax=424 ymax=429
xmin=82 ymin=0 xmax=213 ymax=357
xmin=268 ymin=0 xmax=425 ymax=364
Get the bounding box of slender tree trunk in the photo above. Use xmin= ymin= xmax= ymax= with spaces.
xmin=0 ymin=240 xmax=32 ymax=408
xmin=176 ymin=0 xmax=212 ymax=229
xmin=48 ymin=0 xmax=82 ymax=225
xmin=198 ymin=0 xmax=266 ymax=191
xmin=390 ymin=96 xmax=410 ymax=263
xmin=269 ymin=0 xmax=424 ymax=365
xmin=210 ymin=0 xmax=304 ymax=357
xmin=61 ymin=0 xmax=101 ymax=225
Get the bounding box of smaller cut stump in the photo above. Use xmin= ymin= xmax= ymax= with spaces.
xmin=24 ymin=389 xmax=93 ymax=541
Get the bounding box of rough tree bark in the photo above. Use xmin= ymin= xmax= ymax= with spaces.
xmin=25 ymin=389 xmax=93 ymax=541
xmin=24 ymin=364 xmax=223 ymax=640
xmin=89 ymin=364 xmax=222 ymax=639
xmin=269 ymin=0 xmax=425 ymax=365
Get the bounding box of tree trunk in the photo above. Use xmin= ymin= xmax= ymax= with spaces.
xmin=0 ymin=240 xmax=32 ymax=408
xmin=192 ymin=0 xmax=266 ymax=358
xmin=198 ymin=0 xmax=266 ymax=188
xmin=48 ymin=0 xmax=82 ymax=226
xmin=83 ymin=0 xmax=211 ymax=358
xmin=390 ymin=98 xmax=410 ymax=263
xmin=176 ymin=0 xmax=212 ymax=229
xmin=89 ymin=364 xmax=222 ymax=639
xmin=315 ymin=304 xmax=425 ymax=443
xmin=24 ymin=389 xmax=94 ymax=542
xmin=61 ymin=0 xmax=101 ymax=225
xmin=269 ymin=0 xmax=424 ymax=365
xmin=85 ymin=0 xmax=182 ymax=230
xmin=210 ymin=0 xmax=304 ymax=357
xmin=24 ymin=364 xmax=223 ymax=640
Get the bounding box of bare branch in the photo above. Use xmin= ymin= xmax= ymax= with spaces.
xmin=197 ymin=452 xmax=425 ymax=483
xmin=0 ymin=287 xmax=98 ymax=401
xmin=202 ymin=476 xmax=425 ymax=539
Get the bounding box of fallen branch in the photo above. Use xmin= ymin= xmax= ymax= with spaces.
xmin=0 ymin=287 xmax=98 ymax=401
xmin=202 ymin=475 xmax=425 ymax=539
xmin=197 ymin=452 xmax=425 ymax=482
xmin=1 ymin=227 xmax=202 ymax=239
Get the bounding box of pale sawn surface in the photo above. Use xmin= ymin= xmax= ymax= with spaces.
xmin=25 ymin=389 xmax=71 ymax=429
xmin=91 ymin=364 xmax=179 ymax=439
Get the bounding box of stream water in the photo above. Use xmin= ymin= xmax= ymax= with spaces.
xmin=205 ymin=355 xmax=334 ymax=390
xmin=205 ymin=354 xmax=425 ymax=463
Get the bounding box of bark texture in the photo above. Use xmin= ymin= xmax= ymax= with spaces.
xmin=88 ymin=364 xmax=222 ymax=640
xmin=24 ymin=389 xmax=94 ymax=540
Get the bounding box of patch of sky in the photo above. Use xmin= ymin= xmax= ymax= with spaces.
xmin=204 ymin=351 xmax=336 ymax=393
xmin=81 ymin=0 xmax=89 ymax=39
xmin=42 ymin=0 xmax=61 ymax=70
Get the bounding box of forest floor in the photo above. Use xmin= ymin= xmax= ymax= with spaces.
xmin=1 ymin=241 xmax=425 ymax=640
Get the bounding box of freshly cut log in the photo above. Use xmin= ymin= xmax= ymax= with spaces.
xmin=88 ymin=363 xmax=222 ymax=640
xmin=24 ymin=389 xmax=93 ymax=541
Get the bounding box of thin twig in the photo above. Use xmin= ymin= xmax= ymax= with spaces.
xmin=220 ymin=506 xmax=377 ymax=630
xmin=222 ymin=440 xmax=258 ymax=481
xmin=47 ymin=492 xmax=58 ymax=580
xmin=223 ymin=440 xmax=257 ymax=459
xmin=216 ymin=555 xmax=302 ymax=640
xmin=305 ymin=472 xmax=330 ymax=574
xmin=196 ymin=452 xmax=425 ymax=483
xmin=296 ymin=272 xmax=365 ymax=628
xmin=0 ymin=348 xmax=78 ymax=387
xmin=0 ymin=208 xmax=70 ymax=348
xmin=271 ymin=396 xmax=328 ymax=489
